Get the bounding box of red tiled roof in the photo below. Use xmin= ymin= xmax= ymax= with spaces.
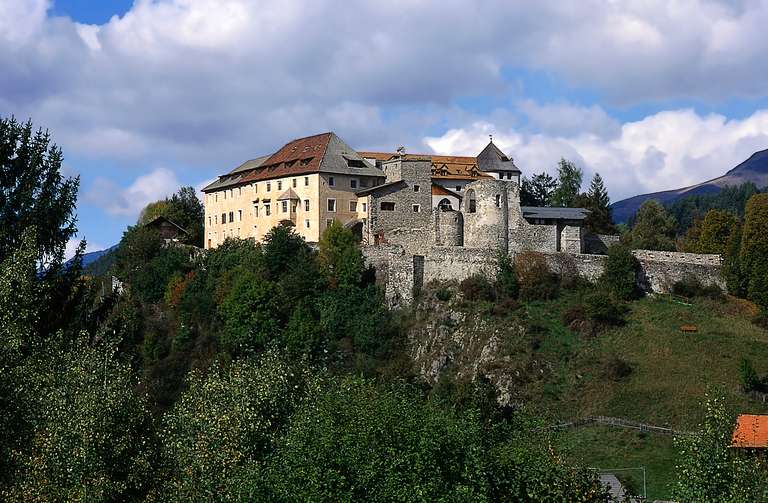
xmin=241 ymin=133 xmax=331 ymax=184
xmin=731 ymin=414 xmax=768 ymax=448
xmin=358 ymin=151 xmax=492 ymax=180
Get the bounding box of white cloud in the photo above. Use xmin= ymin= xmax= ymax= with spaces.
xmin=3 ymin=0 xmax=768 ymax=168
xmin=65 ymin=237 xmax=105 ymax=261
xmin=84 ymin=167 xmax=182 ymax=218
xmin=424 ymin=108 xmax=768 ymax=201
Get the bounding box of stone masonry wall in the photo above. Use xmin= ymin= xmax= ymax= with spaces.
xmin=584 ymin=233 xmax=621 ymax=255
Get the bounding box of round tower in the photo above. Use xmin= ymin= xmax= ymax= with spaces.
xmin=435 ymin=209 xmax=464 ymax=246
xmin=461 ymin=179 xmax=509 ymax=252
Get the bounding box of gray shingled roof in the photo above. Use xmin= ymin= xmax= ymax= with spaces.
xmin=320 ymin=133 xmax=385 ymax=178
xmin=355 ymin=180 xmax=407 ymax=197
xmin=521 ymin=206 xmax=589 ymax=220
xmin=202 ymin=156 xmax=270 ymax=193
xmin=477 ymin=141 xmax=521 ymax=174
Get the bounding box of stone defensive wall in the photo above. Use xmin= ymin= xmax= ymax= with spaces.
xmin=363 ymin=245 xmax=725 ymax=307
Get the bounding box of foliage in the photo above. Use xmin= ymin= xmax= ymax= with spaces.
xmin=262 ymin=225 xmax=312 ymax=280
xmin=162 ymin=352 xmax=311 ymax=502
xmin=582 ymin=290 xmax=627 ymax=326
xmin=625 ymin=200 xmax=677 ymax=251
xmin=671 ymin=275 xmax=723 ymax=300
xmin=739 ymin=194 xmax=768 ymax=308
xmin=666 ymin=182 xmax=761 ymax=235
xmin=738 ymin=358 xmax=764 ymax=393
xmin=318 ymin=220 xmax=364 ymax=289
xmin=267 ymin=376 xmax=607 ymax=502
xmin=495 ymin=252 xmax=519 ymax=299
xmin=4 ymin=336 xmax=160 ymax=503
xmin=686 ymin=209 xmax=740 ymax=255
xmin=0 ymin=117 xmax=79 ymax=266
xmin=551 ymin=158 xmax=583 ymax=208
xmin=218 ymin=267 xmax=283 ymax=357
xmin=521 ymin=172 xmax=557 ymax=207
xmin=460 ymin=274 xmax=496 ymax=302
xmin=674 ymin=394 xmax=768 ymax=502
xmin=514 ymin=251 xmax=559 ymax=301
xmin=600 ymin=244 xmax=640 ymax=301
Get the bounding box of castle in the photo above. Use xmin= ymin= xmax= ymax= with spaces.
xmin=203 ymin=132 xmax=725 ymax=306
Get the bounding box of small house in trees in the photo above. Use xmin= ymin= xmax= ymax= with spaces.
xmin=731 ymin=414 xmax=768 ymax=448
xmin=144 ymin=215 xmax=189 ymax=242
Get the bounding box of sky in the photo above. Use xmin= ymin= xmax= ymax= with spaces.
xmin=4 ymin=0 xmax=768 ymax=254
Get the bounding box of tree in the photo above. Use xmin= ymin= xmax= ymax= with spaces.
xmin=0 ymin=117 xmax=86 ymax=339
xmin=739 ymin=194 xmax=768 ymax=308
xmin=0 ymin=117 xmax=79 ymax=266
xmin=218 ymin=267 xmax=283 ymax=356
xmin=625 ymin=200 xmax=677 ymax=251
xmin=495 ymin=252 xmax=519 ymax=299
xmin=262 ymin=226 xmax=311 ymax=280
xmin=521 ymin=173 xmax=557 ymax=207
xmin=674 ymin=394 xmax=768 ymax=502
xmin=318 ymin=220 xmax=364 ymax=289
xmin=161 ymin=352 xmax=310 ymax=502
xmin=580 ymin=173 xmax=616 ymax=234
xmin=695 ymin=210 xmax=740 ymax=256
xmin=551 ymin=158 xmax=583 ymax=208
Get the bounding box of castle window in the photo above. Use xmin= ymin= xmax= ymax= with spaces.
xmin=455 ymin=186 xmax=461 ymax=191
xmin=277 ymin=180 xmax=282 ymax=190
xmin=254 ymin=205 xmax=259 ymax=217
xmin=238 ymin=187 xmax=242 ymax=196
xmin=208 ymin=216 xmax=211 ymax=226
xmin=438 ymin=198 xmax=452 ymax=211
xmin=495 ymin=194 xmax=501 ymax=208
xmin=327 ymin=198 xmax=336 ymax=212
xmin=229 ymin=211 xmax=234 ymax=223
xmin=413 ymin=185 xmax=420 ymax=193
xmin=304 ymin=176 xmax=309 ymax=186
xmin=350 ymin=179 xmax=358 ymax=189
xmin=221 ymin=213 xmax=226 ymax=224
xmin=304 ymin=199 xmax=310 ymax=211
xmin=381 ymin=202 xmax=395 ymax=211
xmin=265 ymin=204 xmax=271 ymax=216
xmin=305 ymin=219 xmax=310 ymax=228
xmin=412 ymin=204 xmax=420 ymax=213
xmin=215 ymin=215 xmax=218 ymax=224
xmin=293 ymin=178 xmax=297 ymax=188
xmin=282 ymin=201 xmax=288 ymax=213
xmin=467 ymin=190 xmax=476 ymax=213
xmin=329 ymin=176 xmax=335 ymax=187
xmin=362 ymin=203 xmax=367 ymax=212
xmin=349 ymin=201 xmax=357 ymax=212
xmin=267 ymin=182 xmax=271 ymax=192
xmin=238 ymin=209 xmax=242 ymax=221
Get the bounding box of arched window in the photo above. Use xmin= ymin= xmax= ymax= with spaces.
xmin=438 ymin=198 xmax=453 ymax=211
xmin=467 ymin=189 xmax=476 ymax=213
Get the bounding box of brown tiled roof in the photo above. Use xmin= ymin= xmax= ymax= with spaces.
xmin=241 ymin=133 xmax=331 ymax=184
xmin=431 ymin=184 xmax=462 ymax=197
xmin=731 ymin=414 xmax=768 ymax=448
xmin=358 ymin=151 xmax=492 ymax=180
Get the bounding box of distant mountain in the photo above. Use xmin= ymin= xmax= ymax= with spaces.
xmin=611 ymin=149 xmax=768 ymax=223
xmin=65 ymin=244 xmax=118 ymax=274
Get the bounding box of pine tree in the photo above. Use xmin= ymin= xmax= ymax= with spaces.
xmin=582 ymin=173 xmax=616 ymax=234
xmin=739 ymin=194 xmax=768 ymax=308
xmin=521 ymin=172 xmax=557 ymax=207
xmin=625 ymin=200 xmax=677 ymax=251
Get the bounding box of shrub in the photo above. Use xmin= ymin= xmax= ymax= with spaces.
xmin=459 ymin=275 xmax=496 ymax=302
xmin=491 ymin=296 xmax=519 ymax=316
xmin=435 ymin=287 xmax=452 ymax=302
xmin=514 ymin=251 xmax=558 ymax=301
xmin=604 ymin=356 xmax=633 ymax=381
xmin=739 ymin=358 xmax=762 ymax=393
xmin=671 ymin=275 xmax=723 ymax=300
xmin=600 ymin=244 xmax=640 ymax=301
xmin=495 ymin=253 xmax=519 ymax=299
xmin=583 ymin=291 xmax=627 ymax=326
xmin=752 ymin=310 xmax=768 ymax=331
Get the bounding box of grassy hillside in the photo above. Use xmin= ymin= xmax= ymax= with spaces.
xmin=413 ymin=287 xmax=768 ymax=500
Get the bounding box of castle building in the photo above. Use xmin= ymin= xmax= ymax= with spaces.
xmin=202 ymin=131 xmax=591 ymax=253
xmin=202 ymin=132 xmax=384 ymax=248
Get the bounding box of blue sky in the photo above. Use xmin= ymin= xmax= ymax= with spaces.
xmin=4 ymin=0 xmax=768 ymax=253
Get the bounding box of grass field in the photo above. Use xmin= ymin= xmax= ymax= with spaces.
xmin=559 ymin=425 xmax=677 ymax=500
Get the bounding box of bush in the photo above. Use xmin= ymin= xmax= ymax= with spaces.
xmin=671 ymin=275 xmax=723 ymax=300
xmin=514 ymin=251 xmax=559 ymax=301
xmin=604 ymin=356 xmax=633 ymax=381
xmin=495 ymin=253 xmax=519 ymax=299
xmin=459 ymin=275 xmax=496 ymax=302
xmin=435 ymin=287 xmax=452 ymax=302
xmin=739 ymin=358 xmax=767 ymax=393
xmin=600 ymin=244 xmax=640 ymax=301
xmin=583 ymin=291 xmax=627 ymax=326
